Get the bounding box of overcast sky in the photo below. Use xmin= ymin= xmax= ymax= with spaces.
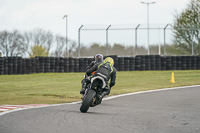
xmin=0 ymin=0 xmax=189 ymax=43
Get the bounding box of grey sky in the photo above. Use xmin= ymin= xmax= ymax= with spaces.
xmin=0 ymin=0 xmax=189 ymax=43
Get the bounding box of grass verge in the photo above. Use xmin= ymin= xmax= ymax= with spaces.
xmin=0 ymin=70 xmax=200 ymax=105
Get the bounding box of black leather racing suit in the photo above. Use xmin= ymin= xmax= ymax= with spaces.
xmin=86 ymin=62 xmax=117 ymax=97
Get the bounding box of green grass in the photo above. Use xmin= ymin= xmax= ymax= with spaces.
xmin=0 ymin=71 xmax=200 ymax=105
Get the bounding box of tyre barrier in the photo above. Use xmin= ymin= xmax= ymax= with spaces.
xmin=74 ymin=58 xmax=79 ymax=72
xmin=0 ymin=57 xmax=4 ymax=75
xmin=64 ymin=58 xmax=69 ymax=72
xmin=129 ymin=57 xmax=135 ymax=71
xmin=59 ymin=57 xmax=64 ymax=73
xmin=135 ymin=56 xmax=141 ymax=71
xmin=118 ymin=57 xmax=124 ymax=71
xmin=0 ymin=55 xmax=200 ymax=75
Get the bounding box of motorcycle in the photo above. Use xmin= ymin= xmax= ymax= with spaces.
xmin=80 ymin=76 xmax=107 ymax=113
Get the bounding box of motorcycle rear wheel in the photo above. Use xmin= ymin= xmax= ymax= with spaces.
xmin=80 ymin=90 xmax=96 ymax=113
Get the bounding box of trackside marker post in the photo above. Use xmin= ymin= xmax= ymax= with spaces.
xmin=170 ymin=72 xmax=175 ymax=83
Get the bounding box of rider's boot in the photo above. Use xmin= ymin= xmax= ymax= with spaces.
xmin=97 ymin=92 xmax=106 ymax=100
xmin=98 ymin=88 xmax=110 ymax=100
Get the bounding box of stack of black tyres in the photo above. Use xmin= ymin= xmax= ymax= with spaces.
xmin=135 ymin=56 xmax=141 ymax=71
xmin=191 ymin=56 xmax=196 ymax=70
xmin=74 ymin=58 xmax=79 ymax=72
xmin=156 ymin=55 xmax=161 ymax=70
xmin=149 ymin=55 xmax=155 ymax=70
xmin=181 ymin=56 xmax=187 ymax=70
xmin=39 ymin=57 xmax=44 ymax=73
xmin=124 ymin=57 xmax=130 ymax=71
xmin=69 ymin=57 xmax=74 ymax=72
xmin=3 ymin=58 xmax=8 ymax=74
xmin=31 ymin=58 xmax=36 ymax=73
xmin=186 ymin=56 xmax=191 ymax=70
xmin=22 ymin=58 xmax=26 ymax=74
xmin=26 ymin=58 xmax=31 ymax=74
xmin=54 ymin=57 xmax=60 ymax=73
xmin=44 ymin=57 xmax=50 ymax=73
xmin=161 ymin=56 xmax=167 ymax=70
xmin=145 ymin=55 xmax=151 ymax=70
xmin=64 ymin=58 xmax=69 ymax=72
xmin=35 ymin=57 xmax=40 ymax=73
xmin=140 ymin=55 xmax=145 ymax=71
xmin=176 ymin=56 xmax=181 ymax=70
xmin=0 ymin=57 xmax=4 ymax=75
xmin=50 ymin=57 xmax=55 ymax=73
xmin=12 ymin=57 xmax=18 ymax=74
xmin=55 ymin=57 xmax=60 ymax=73
xmin=129 ymin=57 xmax=135 ymax=71
xmin=8 ymin=57 xmax=13 ymax=75
xmin=197 ymin=56 xmax=200 ymax=70
xmin=118 ymin=57 xmax=124 ymax=71
xmin=78 ymin=58 xmax=84 ymax=72
xmin=17 ymin=57 xmax=22 ymax=74
xmin=59 ymin=57 xmax=64 ymax=73
xmin=171 ymin=56 xmax=176 ymax=70
xmin=166 ymin=56 xmax=172 ymax=70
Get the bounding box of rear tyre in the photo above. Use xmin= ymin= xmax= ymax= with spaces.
xmin=80 ymin=90 xmax=96 ymax=113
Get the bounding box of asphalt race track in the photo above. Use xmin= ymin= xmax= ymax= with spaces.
xmin=0 ymin=86 xmax=200 ymax=133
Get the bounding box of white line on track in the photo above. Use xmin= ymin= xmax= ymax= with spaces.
xmin=0 ymin=85 xmax=200 ymax=117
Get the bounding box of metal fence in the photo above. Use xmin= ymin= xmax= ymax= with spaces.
xmin=77 ymin=24 xmax=200 ymax=57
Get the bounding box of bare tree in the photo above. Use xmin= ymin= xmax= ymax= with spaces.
xmin=0 ymin=31 xmax=9 ymax=56
xmin=32 ymin=29 xmax=47 ymax=46
xmin=46 ymin=31 xmax=54 ymax=52
xmin=53 ymin=35 xmax=65 ymax=57
xmin=23 ymin=31 xmax=33 ymax=56
xmin=0 ymin=30 xmax=26 ymax=57
xmin=0 ymin=28 xmax=78 ymax=57
xmin=68 ymin=40 xmax=77 ymax=57
xmin=32 ymin=29 xmax=54 ymax=53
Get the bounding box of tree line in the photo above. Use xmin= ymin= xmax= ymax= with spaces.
xmin=0 ymin=29 xmax=77 ymax=57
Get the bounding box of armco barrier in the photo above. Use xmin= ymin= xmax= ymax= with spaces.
xmin=0 ymin=55 xmax=200 ymax=75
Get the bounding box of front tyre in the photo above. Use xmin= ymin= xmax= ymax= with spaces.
xmin=80 ymin=90 xmax=96 ymax=113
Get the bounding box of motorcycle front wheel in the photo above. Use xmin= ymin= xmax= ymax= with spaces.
xmin=80 ymin=89 xmax=96 ymax=113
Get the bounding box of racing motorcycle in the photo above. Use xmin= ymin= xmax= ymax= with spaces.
xmin=80 ymin=75 xmax=107 ymax=113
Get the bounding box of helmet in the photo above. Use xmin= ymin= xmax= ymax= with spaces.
xmin=104 ymin=57 xmax=114 ymax=66
xmin=95 ymin=54 xmax=103 ymax=62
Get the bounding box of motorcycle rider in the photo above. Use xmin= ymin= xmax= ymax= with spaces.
xmin=80 ymin=54 xmax=104 ymax=94
xmin=86 ymin=57 xmax=117 ymax=99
